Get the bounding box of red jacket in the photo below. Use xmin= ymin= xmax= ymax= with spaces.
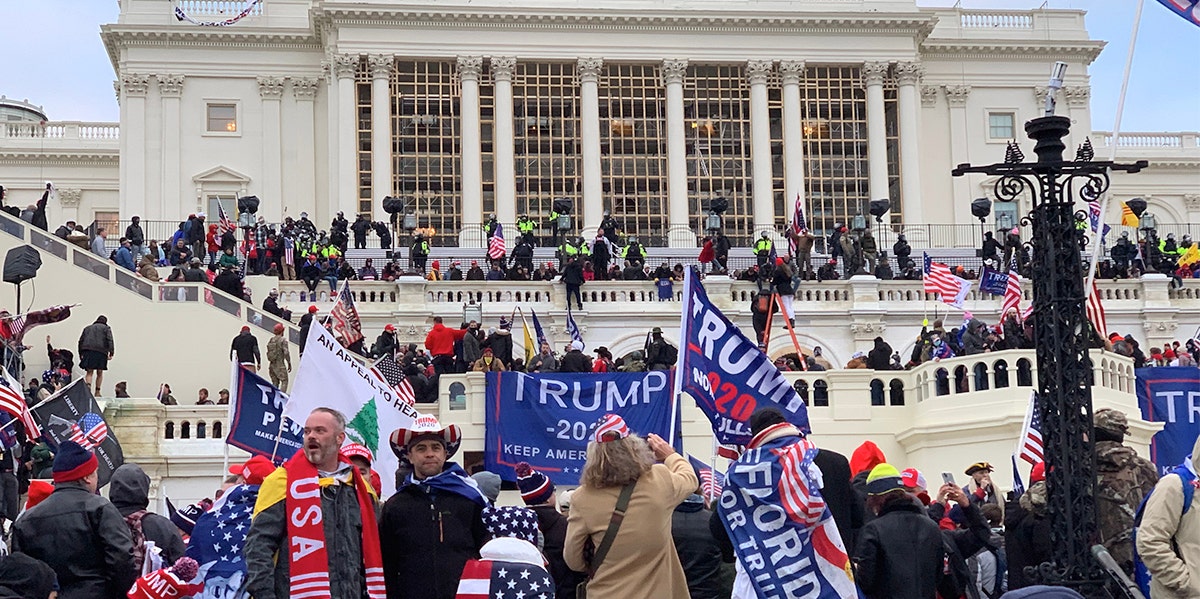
xmin=424 ymin=323 xmax=468 ymax=357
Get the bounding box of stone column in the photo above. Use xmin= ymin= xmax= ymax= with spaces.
xmin=863 ymin=62 xmax=889 ymax=210
xmin=58 ymin=188 xmax=82 ymax=224
xmin=896 ymin=61 xmax=924 ymax=226
xmin=779 ymin=61 xmax=806 ymax=221
xmin=1064 ymin=86 xmax=1091 ymax=152
xmin=334 ymin=54 xmax=360 ymax=220
xmin=747 ymin=60 xmax=775 ymax=234
xmin=369 ymin=55 xmax=393 ymax=221
xmin=944 ymin=85 xmax=972 ymax=228
xmin=158 ymin=75 xmax=184 ymax=217
xmin=290 ymin=77 xmax=321 ymax=220
xmin=258 ymin=76 xmax=285 ymax=220
xmin=492 ymin=57 xmax=517 ymax=227
xmin=662 ymin=59 xmax=693 ymax=248
xmin=579 ymin=58 xmax=605 ymax=237
xmin=458 ymin=56 xmax=484 ymax=248
xmin=120 ymin=74 xmax=150 ymax=219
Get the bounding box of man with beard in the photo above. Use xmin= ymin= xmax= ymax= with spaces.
xmin=381 ymin=416 xmax=487 ymax=599
xmin=244 ymin=408 xmax=384 ymax=599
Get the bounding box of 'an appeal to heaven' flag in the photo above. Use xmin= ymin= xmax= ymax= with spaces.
xmin=226 ymin=364 xmax=301 ymax=461
xmin=33 ymin=379 xmax=124 ymax=488
xmin=676 ymin=267 xmax=810 ymax=446
xmin=285 ymin=323 xmax=420 ymax=496
xmin=719 ymin=434 xmax=858 ymax=599
xmin=484 ymin=371 xmax=679 ymax=485
xmin=1136 ymin=366 xmax=1200 ymax=475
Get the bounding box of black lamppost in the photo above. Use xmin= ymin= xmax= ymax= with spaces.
xmin=952 ymin=69 xmax=1146 ymax=594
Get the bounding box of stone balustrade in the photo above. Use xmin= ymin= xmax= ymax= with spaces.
xmin=0 ymin=121 xmax=120 ymax=141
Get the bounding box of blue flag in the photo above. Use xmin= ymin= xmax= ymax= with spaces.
xmin=1157 ymin=0 xmax=1200 ymax=26
xmin=676 ymin=267 xmax=810 ymax=445
xmin=978 ymin=266 xmax=1009 ymax=296
xmin=1136 ymin=366 xmax=1200 ymax=475
xmin=530 ymin=309 xmax=548 ymax=348
xmin=719 ymin=434 xmax=859 ymax=598
xmin=226 ymin=366 xmax=301 ymax=460
xmin=565 ymin=308 xmax=584 ymax=349
xmin=186 ymin=483 xmax=258 ymax=599
xmin=484 ymin=371 xmax=678 ymax=485
xmin=1011 ymin=454 xmax=1026 ymax=498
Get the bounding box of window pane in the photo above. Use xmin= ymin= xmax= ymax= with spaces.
xmin=989 ymin=113 xmax=1014 ymax=139
xmin=207 ymin=104 xmax=237 ymax=132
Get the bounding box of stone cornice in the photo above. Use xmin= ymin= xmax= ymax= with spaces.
xmin=0 ymin=151 xmax=119 ymax=165
xmin=311 ymin=6 xmax=938 ymax=39
xmin=100 ymin=26 xmax=321 ymax=72
xmin=919 ymin=40 xmax=1105 ymax=65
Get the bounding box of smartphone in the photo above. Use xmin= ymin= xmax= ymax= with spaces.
xmin=941 ymin=472 xmax=956 ymax=486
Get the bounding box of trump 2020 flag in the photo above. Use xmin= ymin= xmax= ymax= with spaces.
xmin=227 ymin=364 xmax=301 ymax=461
xmin=32 ymin=379 xmax=124 ymax=488
xmin=676 ymin=267 xmax=810 ymax=446
xmin=719 ymin=434 xmax=858 ymax=599
xmin=285 ymin=323 xmax=420 ymax=496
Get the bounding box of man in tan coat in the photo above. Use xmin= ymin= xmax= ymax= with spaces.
xmin=1136 ymin=435 xmax=1200 ymax=598
xmin=564 ymin=415 xmax=698 ymax=599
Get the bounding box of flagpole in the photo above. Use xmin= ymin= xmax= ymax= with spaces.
xmin=1085 ymin=0 xmax=1145 ymax=295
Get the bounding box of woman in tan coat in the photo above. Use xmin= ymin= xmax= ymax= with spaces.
xmin=564 ymin=414 xmax=698 ymax=599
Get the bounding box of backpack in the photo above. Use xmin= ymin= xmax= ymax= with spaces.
xmin=1132 ymin=462 xmax=1196 ymax=597
xmin=659 ymin=343 xmax=678 ymax=366
xmin=124 ymin=509 xmax=149 ymax=571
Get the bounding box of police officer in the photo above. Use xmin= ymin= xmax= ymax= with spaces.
xmin=410 ymin=232 xmax=430 ymax=273
xmin=1094 ymin=408 xmax=1158 ymax=576
xmin=893 ymin=234 xmax=912 ymax=271
xmin=624 ymin=236 xmax=646 ymax=268
xmin=485 ymin=213 xmax=499 ymax=239
xmin=510 ymin=238 xmax=535 ymax=273
xmin=599 ymin=210 xmax=620 ymax=245
xmin=753 ymin=232 xmax=774 ymax=267
xmin=516 ymin=214 xmax=536 ymax=246
xmin=1112 ymin=231 xmax=1134 ymax=276
xmin=557 ymin=237 xmax=578 ymax=269
xmin=574 ymin=236 xmax=590 ymax=260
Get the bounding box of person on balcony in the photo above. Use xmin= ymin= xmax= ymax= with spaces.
xmin=510 ymin=238 xmax=535 ymax=273
xmin=624 ymin=236 xmax=647 ymax=269
xmin=465 ymin=260 xmax=485 ymax=281
xmin=471 ymin=347 xmax=506 ymax=372
xmin=137 ymin=254 xmax=159 ymax=281
xmin=425 ymin=316 xmax=468 ymax=375
xmin=410 ymin=233 xmax=430 ymax=274
xmin=230 ymin=325 xmax=261 ymax=374
xmin=267 ymin=324 xmax=292 ymax=392
xmin=752 ymin=232 xmax=773 ymax=267
xmin=114 ymin=237 xmax=136 ymax=272
xmin=125 ymin=214 xmax=145 ymax=258
xmin=517 ymin=214 xmax=536 ymax=246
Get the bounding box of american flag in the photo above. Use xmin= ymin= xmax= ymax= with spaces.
xmin=565 ymin=307 xmax=583 ymax=349
xmin=0 ymin=367 xmax=38 ymax=438
xmin=329 ymin=281 xmax=364 ymax=347
xmin=788 ymin=193 xmax=808 ymax=256
xmin=1087 ymin=199 xmax=1111 ymax=242
xmin=217 ymin=201 xmax=234 ymax=235
xmin=455 ymin=559 xmax=554 ymax=599
xmin=187 ymin=483 xmax=256 ymax=598
xmin=688 ymin=455 xmax=725 ymax=503
xmin=1085 ymin=279 xmax=1108 ymax=339
xmin=68 ymin=412 xmax=109 ymax=450
xmin=0 ymin=305 xmax=72 ymax=345
xmin=371 ymin=354 xmax=415 ymax=406
xmin=488 ymin=222 xmax=507 ymax=261
xmin=923 ymin=253 xmax=972 ymax=308
xmin=283 ymin=237 xmax=295 ymax=266
xmin=1001 ymin=265 xmax=1023 ymax=317
xmin=1017 ymin=391 xmax=1044 ymax=465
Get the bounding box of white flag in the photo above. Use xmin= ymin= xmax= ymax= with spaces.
xmin=284 ymin=324 xmax=420 ymax=497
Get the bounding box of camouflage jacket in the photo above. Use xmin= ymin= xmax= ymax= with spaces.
xmin=1094 ymin=440 xmax=1159 ymax=574
xmin=266 ymin=335 xmax=290 ymax=368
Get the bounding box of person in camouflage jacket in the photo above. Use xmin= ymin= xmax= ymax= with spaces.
xmin=1093 ymin=408 xmax=1158 ymax=576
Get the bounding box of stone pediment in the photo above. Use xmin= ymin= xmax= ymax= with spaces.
xmin=192 ymin=166 xmax=251 ymax=185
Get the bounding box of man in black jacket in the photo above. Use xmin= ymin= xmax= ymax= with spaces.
xmin=561 ymin=256 xmax=584 ymax=310
xmin=109 ymin=463 xmax=187 ymax=565
xmin=516 ymin=462 xmax=584 ymax=598
xmin=672 ymin=494 xmax=724 ymax=599
xmin=230 ymin=326 xmax=261 ymax=372
xmin=12 ymin=441 xmax=136 ymax=599
xmin=381 ymin=417 xmax=487 ymax=599
xmin=124 ymin=215 xmax=145 ymax=259
xmin=558 ymin=340 xmax=592 ymax=372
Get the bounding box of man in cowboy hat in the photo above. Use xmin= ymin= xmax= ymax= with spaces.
xmin=380 ymin=415 xmax=487 ymax=599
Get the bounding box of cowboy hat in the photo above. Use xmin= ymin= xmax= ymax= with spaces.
xmin=390 ymin=414 xmax=462 ymax=460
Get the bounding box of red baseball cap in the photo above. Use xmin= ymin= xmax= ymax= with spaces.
xmin=1030 ymin=461 xmax=1046 ymax=484
xmin=229 ymin=455 xmax=276 ymax=485
xmin=900 ymin=468 xmax=927 ymax=490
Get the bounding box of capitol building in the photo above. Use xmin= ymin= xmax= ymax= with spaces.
xmin=0 ymin=0 xmax=1197 ymax=502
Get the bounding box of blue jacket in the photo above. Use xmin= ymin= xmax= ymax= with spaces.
xmin=115 ymin=246 xmax=136 ymax=271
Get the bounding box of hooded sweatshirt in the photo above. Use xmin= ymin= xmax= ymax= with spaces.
xmin=850 ymin=441 xmax=888 ymax=538
xmin=109 ymin=463 xmax=188 ymax=564
xmin=0 ymin=553 xmax=58 ymax=599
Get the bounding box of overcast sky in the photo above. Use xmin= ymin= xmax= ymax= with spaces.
xmin=0 ymin=0 xmax=1196 ymax=132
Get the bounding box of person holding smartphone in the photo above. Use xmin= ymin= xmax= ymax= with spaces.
xmin=964 ymin=462 xmax=999 ymax=506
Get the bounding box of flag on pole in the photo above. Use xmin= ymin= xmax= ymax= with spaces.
xmin=1001 ymin=266 xmax=1023 ymax=317
xmin=0 ymin=305 xmax=72 ymax=345
xmin=1086 ymin=279 xmax=1108 ymax=339
xmin=529 ymin=310 xmax=548 ymax=348
xmin=1017 ymin=391 xmax=1044 ymax=465
xmin=32 ymin=380 xmax=124 ymax=487
xmin=788 ymin=194 xmax=808 ymax=256
xmin=217 ymin=201 xmax=234 ymax=235
xmin=519 ymin=311 xmax=536 ymax=364
xmin=1120 ymin=202 xmax=1139 ymax=228
xmin=923 ymin=253 xmax=973 ymax=309
xmin=687 ymin=455 xmax=725 ymax=503
xmin=0 ymin=368 xmax=38 ymax=439
xmin=565 ymin=308 xmax=583 ymax=349
xmin=370 ymin=354 xmax=416 ymax=407
xmin=1011 ymin=454 xmax=1026 ymax=498
xmin=487 ymin=222 xmax=507 ymax=261
xmin=1157 ymin=0 xmax=1200 ymax=25
xmin=329 ymin=280 xmax=364 ymax=347
xmin=1087 ymin=199 xmax=1111 ymax=242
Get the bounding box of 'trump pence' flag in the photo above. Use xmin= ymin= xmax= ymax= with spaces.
xmin=676 ymin=267 xmax=810 ymax=446
xmin=285 ymin=324 xmax=420 ymax=496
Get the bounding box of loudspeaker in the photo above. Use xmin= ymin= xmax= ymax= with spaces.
xmin=3 ymin=246 xmax=41 ymax=285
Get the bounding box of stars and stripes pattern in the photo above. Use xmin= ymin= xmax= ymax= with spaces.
xmin=688 ymin=455 xmax=725 ymax=503
xmin=1087 ymin=199 xmax=1111 ymax=242
xmin=0 ymin=367 xmax=38 ymax=438
xmin=788 ymin=193 xmax=808 ymax=256
xmin=1086 ymin=279 xmax=1108 ymax=339
xmin=482 ymin=505 xmax=540 ymax=544
xmin=371 ymin=354 xmax=416 ymax=407
xmin=68 ymin=412 xmax=109 ymax=450
xmin=923 ymin=253 xmax=972 ymax=308
xmin=329 ymin=281 xmax=364 ymax=347
xmin=1018 ymin=392 xmax=1044 ymax=465
xmin=775 ymin=438 xmax=826 ymax=526
xmin=455 ymin=559 xmax=555 ymax=599
xmin=217 ymin=201 xmax=234 ymax=235
xmin=1158 ymin=0 xmax=1200 ymax=25
xmin=0 ymin=305 xmax=72 ymax=344
xmin=1002 ymin=265 xmax=1023 ymax=317
xmin=188 ymin=482 xmax=256 ymax=597
xmin=488 ymin=222 xmax=507 ymax=261
xmin=591 ymin=413 xmax=629 ymax=443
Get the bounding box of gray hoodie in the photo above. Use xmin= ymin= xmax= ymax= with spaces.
xmin=108 ymin=463 xmax=187 ymax=564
